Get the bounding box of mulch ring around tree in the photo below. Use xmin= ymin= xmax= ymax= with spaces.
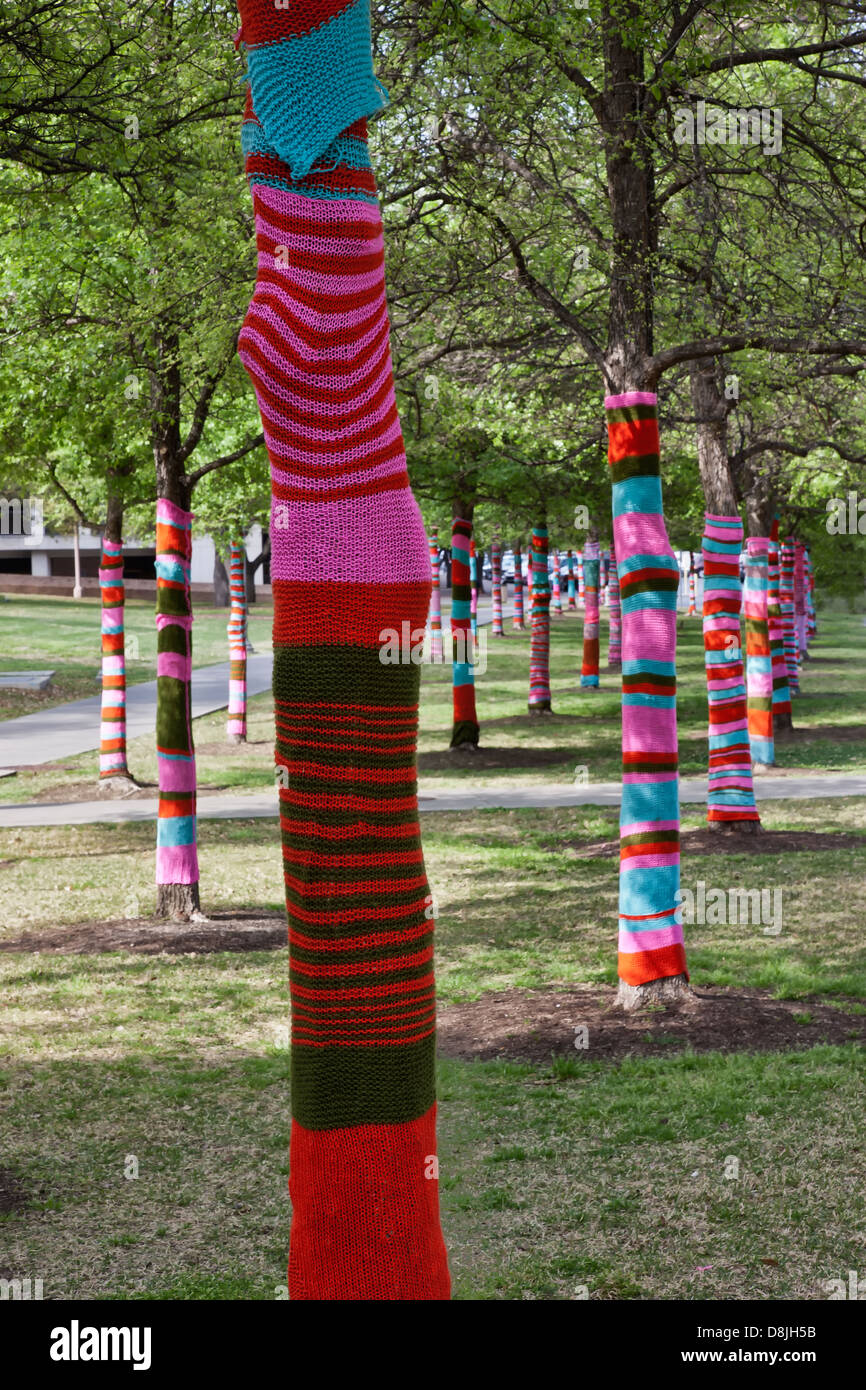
xmin=0 ymin=911 xmax=287 ymax=955
xmin=437 ymin=984 xmax=866 ymax=1064
xmin=564 ymin=828 xmax=866 ymax=858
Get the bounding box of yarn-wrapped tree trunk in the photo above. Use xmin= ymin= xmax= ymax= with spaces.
xmin=701 ymin=517 xmax=760 ymax=826
xmin=491 ymin=535 xmax=504 ymax=636
xmin=528 ymin=524 xmax=552 ymax=712
xmin=235 ymin=0 xmax=449 ymax=1299
xmin=226 ymin=542 xmax=248 ymax=743
xmin=551 ymin=549 xmax=563 ymax=616
xmin=794 ymin=540 xmax=807 ymax=663
xmin=580 ymin=536 xmax=600 ymax=687
xmin=99 ymin=501 xmax=131 ymax=784
xmin=577 ymin=549 xmax=584 ymax=606
xmin=566 ymin=550 xmax=577 ymax=610
xmin=428 ymin=528 xmax=443 ymax=662
xmin=606 ymin=393 xmax=688 ymax=1007
xmin=512 ymin=542 xmax=525 ymax=629
xmin=450 ymin=516 xmax=480 ymax=749
xmin=805 ymin=549 xmax=817 ymax=646
xmin=155 ymin=498 xmax=200 ymax=918
xmin=744 ymin=537 xmax=774 ymax=768
xmin=780 ymin=538 xmax=799 ymax=695
xmin=469 ymin=537 xmax=478 ymax=641
xmin=687 ymin=558 xmax=697 ymax=616
xmin=768 ymin=521 xmax=793 ymax=733
xmin=607 ymin=535 xmax=622 ymax=669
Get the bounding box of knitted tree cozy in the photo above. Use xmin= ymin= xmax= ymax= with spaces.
xmin=512 ymin=543 xmax=525 ymax=629
xmin=491 ymin=536 xmax=504 ymax=636
xmin=606 ymin=393 xmax=687 ymax=992
xmin=227 ymin=543 xmax=248 ymax=743
xmin=687 ymin=564 xmax=697 ymax=616
xmin=155 ymin=499 xmax=199 ymax=910
xmin=744 ymin=537 xmax=774 ymax=767
xmin=450 ymin=517 xmax=480 ymax=748
xmin=469 ymin=537 xmax=478 ymax=641
xmin=607 ymin=535 xmax=622 ymax=669
xmin=768 ymin=520 xmax=792 ymax=729
xmin=577 ymin=549 xmax=585 ymax=606
xmin=780 ymin=538 xmax=799 ymax=695
xmin=700 ymin=516 xmax=758 ymax=825
xmin=794 ymin=541 xmax=807 ymax=661
xmin=580 ymin=537 xmax=600 ymax=687
xmin=99 ymin=538 xmax=129 ymax=779
xmin=236 ymin=0 xmax=449 ymax=1299
xmin=428 ymin=528 xmax=443 ymax=663
xmin=528 ymin=524 xmax=552 ymax=712
xmin=805 ymin=549 xmax=817 ymax=643
xmin=551 ymin=550 xmax=563 ymax=616
xmin=566 ymin=550 xmax=577 ymax=610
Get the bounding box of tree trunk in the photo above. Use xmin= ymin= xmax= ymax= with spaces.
xmin=491 ymin=534 xmax=504 ymax=636
xmin=72 ymin=520 xmax=83 ymax=599
xmin=469 ymin=537 xmax=478 ymax=641
xmin=580 ymin=533 xmax=600 ymax=687
xmin=236 ymin=2 xmax=449 ymax=1294
xmin=512 ymin=541 xmax=525 ymax=629
xmin=551 ymin=548 xmax=563 ymax=616
xmin=450 ymin=514 xmax=480 ymax=747
xmin=607 ymin=535 xmax=622 ymax=668
xmin=689 ymin=358 xmax=758 ymax=829
xmin=428 ymin=527 xmax=443 ymax=661
xmin=226 ymin=542 xmax=247 ymax=743
xmin=577 ymin=549 xmax=585 ymax=606
xmin=794 ymin=541 xmax=808 ymax=662
xmin=528 ymin=523 xmax=552 ymax=712
xmin=567 ymin=549 xmax=577 ymax=611
xmin=213 ymin=551 xmax=230 ymax=607
xmin=98 ymin=491 xmax=134 ymax=789
xmin=780 ymin=538 xmax=800 ymax=695
xmin=768 ymin=518 xmax=793 ymax=731
xmin=744 ymin=537 xmax=774 ymax=768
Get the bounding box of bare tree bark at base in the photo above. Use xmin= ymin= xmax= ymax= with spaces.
xmin=709 ymin=819 xmax=761 ymax=836
xmin=156 ymin=882 xmax=201 ymax=921
xmin=615 ymin=973 xmax=694 ymax=1012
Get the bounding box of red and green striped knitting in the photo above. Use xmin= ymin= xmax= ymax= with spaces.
xmin=155 ymin=499 xmax=199 ymax=903
xmin=607 ymin=535 xmax=622 ymax=669
xmin=528 ymin=524 xmax=552 ymax=712
xmin=490 ymin=535 xmax=504 ymax=636
xmin=227 ymin=543 xmax=248 ymax=743
xmin=768 ymin=519 xmax=792 ymax=728
xmin=428 ymin=527 xmax=443 ymax=662
xmin=606 ymin=392 xmax=687 ymax=991
xmin=512 ymin=542 xmax=525 ymax=629
xmin=744 ymin=536 xmax=774 ymax=767
xmin=580 ymin=537 xmax=600 ymax=687
xmin=99 ymin=538 xmax=129 ymax=779
xmin=701 ymin=514 xmax=758 ymax=824
xmin=236 ymin=0 xmax=449 ymax=1299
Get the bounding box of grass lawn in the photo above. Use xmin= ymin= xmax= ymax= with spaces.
xmin=0 ymin=796 xmax=864 ymax=1299
xmin=1 ymin=604 xmax=864 ymax=802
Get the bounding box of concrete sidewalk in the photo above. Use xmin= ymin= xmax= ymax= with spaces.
xmin=0 ymin=773 xmax=863 ymax=829
xmin=0 ymin=654 xmax=274 ymax=769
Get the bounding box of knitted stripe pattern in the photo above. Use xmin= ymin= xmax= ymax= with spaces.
xmin=744 ymin=537 xmax=774 ymax=766
xmin=566 ymin=550 xmax=577 ymax=610
xmin=227 ymin=543 xmax=248 ymax=741
xmin=805 ymin=549 xmax=816 ymax=641
xmin=99 ymin=538 xmax=128 ymax=778
xmin=551 ymin=550 xmax=563 ymax=616
xmin=469 ymin=537 xmax=478 ymax=640
xmin=580 ymin=537 xmax=600 ymax=687
xmin=237 ymin=0 xmax=449 ymax=1299
xmin=577 ymin=549 xmax=585 ymax=606
xmin=606 ymin=392 xmax=687 ymax=989
xmin=528 ymin=524 xmax=552 ymax=710
xmin=601 ymin=549 xmax=610 ymax=607
xmin=687 ymin=567 xmax=697 ymax=616
xmin=701 ymin=515 xmax=758 ymax=823
xmin=607 ymin=535 xmax=622 ymax=668
xmin=155 ymin=500 xmax=199 ymax=887
xmin=428 ymin=528 xmax=443 ymax=662
xmin=780 ymin=538 xmax=799 ymax=695
xmin=491 ymin=536 xmax=504 ymax=636
xmin=512 ymin=544 xmax=525 ymax=628
xmin=450 ymin=517 xmax=479 ymax=748
xmin=767 ymin=521 xmax=792 ymax=722
xmin=794 ymin=541 xmax=807 ymax=659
